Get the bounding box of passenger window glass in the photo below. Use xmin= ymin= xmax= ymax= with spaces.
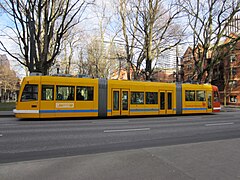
xmin=185 ymin=90 xmax=195 ymax=101
xmin=160 ymin=92 xmax=165 ymax=110
xmin=113 ymin=91 xmax=119 ymax=110
xmin=196 ymin=90 xmax=206 ymax=101
xmin=208 ymin=94 xmax=212 ymax=109
xmin=131 ymin=92 xmax=144 ymax=104
xmin=56 ymin=86 xmax=74 ymax=100
xmin=76 ymin=86 xmax=94 ymax=101
xmin=214 ymin=91 xmax=220 ymax=102
xmin=168 ymin=92 xmax=172 ymax=109
xmin=42 ymin=85 xmax=54 ymax=100
xmin=122 ymin=91 xmax=128 ymax=110
xmin=146 ymin=92 xmax=158 ymax=104
xmin=21 ymin=84 xmax=38 ymax=101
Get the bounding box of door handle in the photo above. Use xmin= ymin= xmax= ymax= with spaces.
xmin=32 ymin=105 xmax=37 ymax=108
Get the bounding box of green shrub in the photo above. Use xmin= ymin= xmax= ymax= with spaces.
xmin=0 ymin=102 xmax=16 ymax=111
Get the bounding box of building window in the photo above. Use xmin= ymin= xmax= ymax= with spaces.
xmin=188 ymin=54 xmax=193 ymax=61
xmin=230 ymin=55 xmax=236 ymax=63
xmin=229 ymin=80 xmax=238 ymax=88
xmin=232 ymin=68 xmax=237 ymax=75
xmin=187 ymin=65 xmax=192 ymax=70
xmin=229 ymin=96 xmax=237 ymax=103
xmin=131 ymin=92 xmax=144 ymax=104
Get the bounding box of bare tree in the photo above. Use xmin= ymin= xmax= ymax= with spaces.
xmin=0 ymin=55 xmax=19 ymax=102
xmin=58 ymin=28 xmax=84 ymax=75
xmin=0 ymin=0 xmax=93 ymax=75
xmin=84 ymin=1 xmax=119 ymax=78
xmin=179 ymin=0 xmax=240 ymax=83
xmin=117 ymin=0 xmax=183 ymax=80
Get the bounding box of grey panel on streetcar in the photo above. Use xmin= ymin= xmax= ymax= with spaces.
xmin=98 ymin=79 xmax=108 ymax=117
xmin=176 ymin=83 xmax=182 ymax=115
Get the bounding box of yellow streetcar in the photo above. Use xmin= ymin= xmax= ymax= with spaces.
xmin=13 ymin=75 xmax=221 ymax=118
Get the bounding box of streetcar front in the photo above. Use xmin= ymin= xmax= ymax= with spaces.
xmin=13 ymin=76 xmax=40 ymax=118
xmin=212 ymin=85 xmax=221 ymax=112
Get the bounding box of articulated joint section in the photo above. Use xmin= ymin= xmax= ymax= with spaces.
xmin=176 ymin=83 xmax=182 ymax=115
xmin=98 ymin=79 xmax=108 ymax=117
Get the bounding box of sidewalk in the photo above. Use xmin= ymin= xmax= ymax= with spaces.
xmin=220 ymin=105 xmax=240 ymax=112
xmin=1 ymin=138 xmax=240 ymax=180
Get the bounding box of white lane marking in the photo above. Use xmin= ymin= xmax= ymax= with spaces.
xmin=104 ymin=128 xmax=150 ymax=133
xmin=93 ymin=121 xmax=128 ymax=124
xmin=0 ymin=124 xmax=18 ymax=126
xmin=0 ymin=134 xmax=3 ymax=137
xmin=205 ymin=122 xmax=234 ymax=127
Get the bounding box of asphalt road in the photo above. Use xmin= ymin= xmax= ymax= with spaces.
xmin=0 ymin=111 xmax=240 ymax=164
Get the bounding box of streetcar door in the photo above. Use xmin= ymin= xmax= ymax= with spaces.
xmin=121 ymin=90 xmax=130 ymax=116
xmin=112 ymin=89 xmax=120 ymax=116
xmin=159 ymin=91 xmax=166 ymax=114
xmin=166 ymin=91 xmax=174 ymax=114
xmin=111 ymin=89 xmax=129 ymax=116
xmin=40 ymin=85 xmax=55 ymax=118
xmin=207 ymin=91 xmax=212 ymax=113
xmin=159 ymin=91 xmax=173 ymax=115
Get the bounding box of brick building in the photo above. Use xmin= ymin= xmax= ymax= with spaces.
xmin=181 ymin=35 xmax=240 ymax=106
xmin=110 ymin=67 xmax=176 ymax=82
xmin=212 ymin=36 xmax=240 ymax=106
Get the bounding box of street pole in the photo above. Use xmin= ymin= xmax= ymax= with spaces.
xmin=176 ymin=45 xmax=179 ymax=82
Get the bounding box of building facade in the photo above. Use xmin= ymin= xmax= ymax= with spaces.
xmin=0 ymin=54 xmax=20 ymax=102
xmin=181 ymin=36 xmax=240 ymax=106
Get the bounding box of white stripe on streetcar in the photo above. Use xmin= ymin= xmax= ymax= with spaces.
xmin=104 ymin=128 xmax=150 ymax=133
xmin=205 ymin=122 xmax=234 ymax=126
xmin=13 ymin=109 xmax=39 ymax=114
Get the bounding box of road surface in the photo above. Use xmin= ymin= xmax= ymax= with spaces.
xmin=0 ymin=111 xmax=239 ymax=164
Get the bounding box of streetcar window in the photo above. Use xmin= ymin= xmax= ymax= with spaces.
xmin=196 ymin=90 xmax=206 ymax=101
xmin=214 ymin=91 xmax=219 ymax=102
xmin=146 ymin=92 xmax=158 ymax=104
xmin=122 ymin=91 xmax=128 ymax=110
xmin=113 ymin=91 xmax=119 ymax=110
xmin=41 ymin=85 xmax=54 ymax=100
xmin=168 ymin=92 xmax=172 ymax=109
xmin=131 ymin=92 xmax=144 ymax=104
xmin=160 ymin=92 xmax=165 ymax=110
xmin=56 ymin=86 xmax=75 ymax=100
xmin=76 ymin=86 xmax=94 ymax=101
xmin=185 ymin=90 xmax=195 ymax=101
xmin=21 ymin=84 xmax=38 ymax=102
xmin=208 ymin=94 xmax=212 ymax=109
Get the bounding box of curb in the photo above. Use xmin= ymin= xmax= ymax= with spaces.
xmin=0 ymin=111 xmax=14 ymax=117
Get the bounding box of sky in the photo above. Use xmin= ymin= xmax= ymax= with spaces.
xmin=0 ymin=12 xmax=26 ymax=78
xmin=0 ymin=0 xmax=191 ymax=79
xmin=0 ymin=0 xmax=114 ymax=78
